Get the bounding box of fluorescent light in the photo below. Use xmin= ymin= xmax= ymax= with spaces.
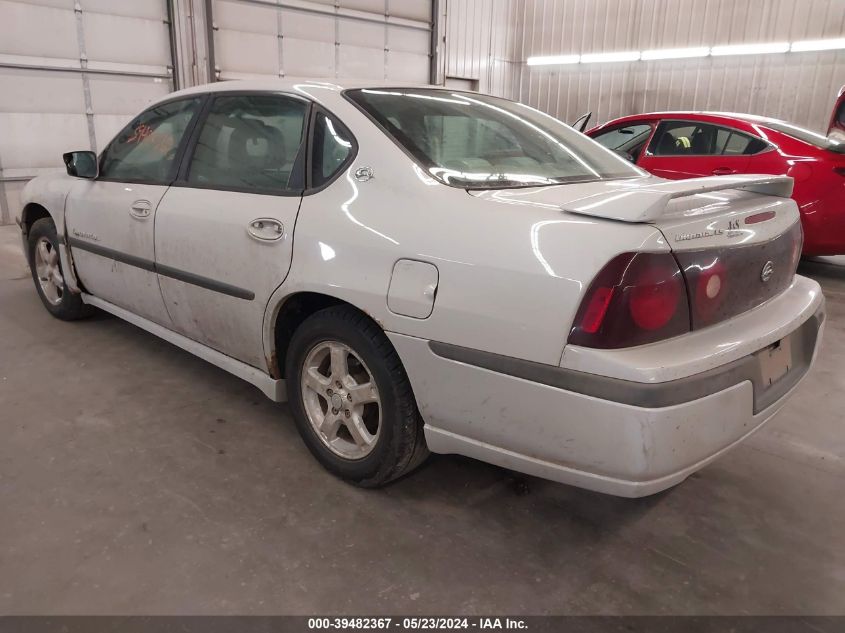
xmin=641 ymin=46 xmax=710 ymax=60
xmin=580 ymin=51 xmax=640 ymax=64
xmin=710 ymin=42 xmax=789 ymax=56
xmin=791 ymin=38 xmax=845 ymax=52
xmin=526 ymin=54 xmax=580 ymax=66
xmin=527 ymin=39 xmax=829 ymax=67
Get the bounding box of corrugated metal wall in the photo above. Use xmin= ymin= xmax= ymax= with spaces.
xmin=210 ymin=0 xmax=432 ymax=82
xmin=517 ymin=0 xmax=845 ymax=131
xmin=440 ymin=0 xmax=521 ymax=97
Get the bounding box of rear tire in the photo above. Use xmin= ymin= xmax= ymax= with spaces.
xmin=285 ymin=305 xmax=429 ymax=487
xmin=27 ymin=218 xmax=93 ymax=321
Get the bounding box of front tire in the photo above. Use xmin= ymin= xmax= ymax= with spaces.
xmin=286 ymin=305 xmax=428 ymax=487
xmin=27 ymin=218 xmax=93 ymax=320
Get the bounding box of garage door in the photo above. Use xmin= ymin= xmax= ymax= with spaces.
xmin=210 ymin=0 xmax=432 ymax=82
xmin=0 ymin=0 xmax=175 ymax=225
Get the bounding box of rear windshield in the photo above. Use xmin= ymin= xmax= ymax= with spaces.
xmin=761 ymin=119 xmax=845 ymax=153
xmin=346 ymin=88 xmax=644 ymax=189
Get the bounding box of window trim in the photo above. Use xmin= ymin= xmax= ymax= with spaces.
xmin=171 ymin=90 xmax=313 ymax=198
xmin=303 ymin=105 xmax=359 ymax=195
xmin=644 ymin=119 xmax=773 ymax=158
xmin=96 ymin=94 xmax=209 ymax=186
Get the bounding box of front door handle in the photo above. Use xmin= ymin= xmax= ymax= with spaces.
xmin=712 ymin=167 xmax=736 ymax=175
xmin=129 ymin=199 xmax=152 ymax=219
xmin=248 ymin=218 xmax=284 ymax=241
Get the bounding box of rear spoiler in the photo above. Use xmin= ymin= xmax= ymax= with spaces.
xmin=563 ymin=175 xmax=794 ymax=223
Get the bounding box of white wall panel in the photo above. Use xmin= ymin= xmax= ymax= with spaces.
xmin=517 ymin=0 xmax=845 ymax=132
xmin=83 ymin=11 xmax=172 ymax=66
xmin=0 ymin=0 xmax=175 ymax=225
xmin=211 ymin=0 xmax=432 ymax=81
xmin=440 ymin=0 xmax=521 ymax=98
xmin=0 ymin=0 xmax=78 ymax=59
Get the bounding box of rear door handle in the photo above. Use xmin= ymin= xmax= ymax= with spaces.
xmin=712 ymin=167 xmax=736 ymax=175
xmin=248 ymin=218 xmax=284 ymax=241
xmin=130 ymin=199 xmax=152 ymax=219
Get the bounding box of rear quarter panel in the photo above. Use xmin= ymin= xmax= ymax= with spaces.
xmin=269 ymin=92 xmax=665 ymax=366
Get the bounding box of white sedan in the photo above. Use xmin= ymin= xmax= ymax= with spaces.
xmin=17 ymin=80 xmax=824 ymax=496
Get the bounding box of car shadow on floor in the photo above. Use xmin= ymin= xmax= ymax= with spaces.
xmin=0 ymin=276 xmax=684 ymax=543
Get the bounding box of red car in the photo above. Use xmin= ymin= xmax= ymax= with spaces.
xmin=586 ymin=112 xmax=845 ymax=255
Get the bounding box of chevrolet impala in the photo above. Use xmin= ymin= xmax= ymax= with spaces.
xmin=17 ymin=80 xmax=824 ymax=496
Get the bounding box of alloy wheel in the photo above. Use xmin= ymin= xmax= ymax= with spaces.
xmin=300 ymin=340 xmax=381 ymax=460
xmin=33 ymin=237 xmax=64 ymax=305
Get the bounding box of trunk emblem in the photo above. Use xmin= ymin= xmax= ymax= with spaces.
xmin=761 ymin=261 xmax=775 ymax=282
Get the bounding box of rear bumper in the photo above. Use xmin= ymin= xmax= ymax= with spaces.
xmin=389 ymin=278 xmax=825 ymax=497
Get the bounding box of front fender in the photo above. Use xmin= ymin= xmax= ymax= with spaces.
xmin=20 ymin=173 xmax=82 ymax=293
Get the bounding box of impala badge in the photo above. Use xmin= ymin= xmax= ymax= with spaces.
xmin=72 ymin=228 xmax=99 ymax=242
xmin=761 ymin=260 xmax=774 ymax=282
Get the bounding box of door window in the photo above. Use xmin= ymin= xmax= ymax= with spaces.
xmin=311 ymin=111 xmax=354 ymax=188
xmin=99 ymin=98 xmax=202 ymax=184
xmin=650 ymin=120 xmax=768 ymax=156
xmin=649 ymin=121 xmax=716 ymax=155
xmin=187 ymin=94 xmax=308 ymax=193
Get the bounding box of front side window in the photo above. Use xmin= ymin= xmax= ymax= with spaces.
xmin=311 ymin=111 xmax=353 ymax=188
xmin=346 ymin=88 xmax=643 ymax=189
xmin=100 ymin=98 xmax=202 ymax=183
xmin=187 ymin=94 xmax=308 ymax=193
xmin=593 ymin=123 xmax=653 ymax=162
xmin=593 ymin=124 xmax=653 ymax=152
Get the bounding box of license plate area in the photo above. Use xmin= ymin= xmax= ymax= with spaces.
xmin=758 ymin=334 xmax=793 ymax=388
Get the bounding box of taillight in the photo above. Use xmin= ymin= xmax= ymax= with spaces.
xmin=569 ymin=252 xmax=690 ymax=349
xmin=691 ymin=258 xmax=728 ymax=324
xmin=675 ymin=222 xmax=803 ymax=330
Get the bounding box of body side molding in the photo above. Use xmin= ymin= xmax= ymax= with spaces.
xmin=68 ymin=237 xmax=255 ymax=300
xmin=429 ymin=309 xmax=821 ymax=413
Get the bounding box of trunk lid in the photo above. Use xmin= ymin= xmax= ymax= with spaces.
xmin=469 ymin=174 xmax=803 ymax=332
xmin=468 ymin=174 xmax=796 ymax=250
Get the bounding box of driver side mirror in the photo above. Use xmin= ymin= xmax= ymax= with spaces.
xmin=63 ymin=151 xmax=98 ymax=179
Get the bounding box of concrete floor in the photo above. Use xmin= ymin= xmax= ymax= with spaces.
xmin=1 ymin=223 xmax=844 ymax=616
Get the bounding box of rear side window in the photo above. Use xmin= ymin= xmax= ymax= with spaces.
xmin=100 ymin=98 xmax=202 ymax=184
xmin=311 ymin=111 xmax=354 ymax=188
xmin=650 ymin=120 xmax=768 ymax=156
xmin=715 ymin=128 xmax=769 ymax=155
xmin=187 ymin=94 xmax=308 ymax=193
